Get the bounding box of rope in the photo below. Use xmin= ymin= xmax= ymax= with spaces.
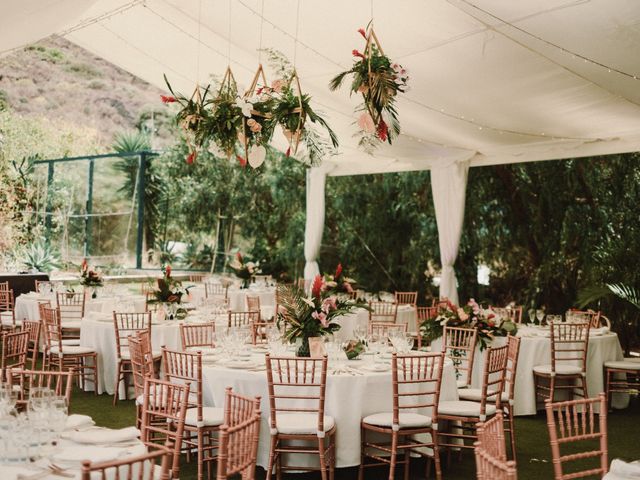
xmin=293 ymin=0 xmax=301 ymax=66
xmin=227 ymin=0 xmax=232 ymax=65
xmin=196 ymin=0 xmax=202 ymax=83
xmin=258 ymin=0 xmax=265 ymax=64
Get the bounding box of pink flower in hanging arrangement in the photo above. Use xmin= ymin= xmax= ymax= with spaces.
xmin=334 ymin=263 xmax=343 ymax=280
xmin=376 ymin=120 xmax=388 ymax=141
xmin=357 ymin=112 xmax=376 ymax=134
xmin=311 ymin=274 xmax=325 ymax=300
xmin=165 ymin=265 xmax=172 ymax=277
xmin=285 ymin=147 xmax=291 ymax=157
xmin=312 ymin=310 xmax=329 ymax=328
xmin=161 ymin=95 xmax=176 ymax=103
xmin=271 ymin=79 xmax=284 ymax=93
xmin=352 ymin=49 xmax=365 ymax=59
xmin=343 ymin=282 xmax=354 ymax=293
xmin=321 ymin=296 xmax=337 ymax=314
xmin=357 ymin=28 xmax=367 ymax=39
xmin=237 ymin=155 xmax=247 ymax=168
xmin=186 ymin=151 xmax=196 ymax=164
xmin=236 ymin=252 xmax=243 ymax=263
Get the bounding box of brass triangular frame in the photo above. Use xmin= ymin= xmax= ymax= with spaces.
xmin=362 ymin=26 xmax=386 ymax=125
xmin=287 ymin=68 xmax=305 ymax=155
xmin=218 ymin=66 xmax=238 ymax=96
xmin=242 ymin=64 xmax=272 ymax=162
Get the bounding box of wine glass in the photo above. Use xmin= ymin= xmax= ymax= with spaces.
xmin=536 ymin=309 xmax=545 ymax=325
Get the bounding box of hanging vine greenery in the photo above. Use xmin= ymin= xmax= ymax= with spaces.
xmin=329 ymin=25 xmax=409 ymax=151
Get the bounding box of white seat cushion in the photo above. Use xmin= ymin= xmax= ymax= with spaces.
xmin=61 ymin=339 xmax=81 ymax=346
xmin=1 ymin=312 xmax=20 ymax=326
xmin=50 ymin=345 xmax=96 ymax=355
xmin=273 ymin=414 xmax=335 ymax=435
xmin=438 ymin=400 xmax=497 ymax=418
xmin=120 ymin=350 xmax=161 ymax=360
xmin=624 ymin=358 xmax=640 ymax=363
xmin=61 ymin=321 xmax=82 ymax=329
xmin=458 ymin=388 xmax=509 ymax=403
xmin=532 ymin=364 xmax=583 ymax=375
xmin=362 ymin=412 xmax=432 ymax=429
xmin=185 ymin=407 xmax=224 ymax=427
xmin=605 ymin=360 xmax=640 ymax=370
xmin=456 ymin=379 xmax=469 ymax=389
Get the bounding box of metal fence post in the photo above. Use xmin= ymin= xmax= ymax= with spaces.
xmin=135 ymin=152 xmax=147 ymax=269
xmin=84 ymin=159 xmax=95 ymax=257
xmin=44 ymin=162 xmax=54 ymax=244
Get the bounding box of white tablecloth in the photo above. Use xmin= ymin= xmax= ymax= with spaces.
xmin=432 ymin=326 xmax=627 ymax=415
xmin=201 ymin=354 xmax=459 ymax=469
xmin=15 ymin=293 xmax=146 ymax=321
xmin=333 ymin=305 xmax=418 ymax=341
xmin=228 ymin=287 xmax=276 ymax=313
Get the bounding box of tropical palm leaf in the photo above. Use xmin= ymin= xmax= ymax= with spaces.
xmin=607 ymin=283 xmax=640 ymax=310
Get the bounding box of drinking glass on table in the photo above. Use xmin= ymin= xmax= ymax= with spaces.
xmin=29 ymin=387 xmax=53 ymax=413
xmin=536 ymin=309 xmax=545 ymax=325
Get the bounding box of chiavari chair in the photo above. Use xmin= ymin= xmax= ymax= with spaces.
xmin=216 ymin=387 xmax=261 ymax=480
xmin=0 ymin=281 xmax=8 ymax=291
xmin=368 ymin=321 xmax=408 ymax=343
xmin=474 ymin=412 xmax=518 ymax=480
xmin=140 ymin=378 xmax=191 ymax=479
xmin=246 ymin=295 xmax=263 ymax=321
xmin=113 ymin=311 xmax=158 ymax=405
xmin=205 ymin=282 xmax=228 ymax=301
xmin=8 ymin=368 xmax=74 ymax=412
xmin=39 ymin=299 xmax=78 ymax=345
xmin=228 ymin=311 xmax=259 ymax=329
xmin=81 ymin=444 xmax=173 ymax=480
xmin=604 ymin=357 xmax=640 ymax=410
xmin=492 ymin=306 xmax=524 ymax=324
xmin=416 ymin=306 xmax=438 ymax=349
xmin=34 ymin=280 xmax=52 ymax=293
xmin=1 ymin=330 xmax=30 ymax=381
xmin=545 ymin=394 xmax=608 ymax=480
xmin=394 ymin=291 xmax=418 ymax=306
xmin=129 ymin=331 xmax=156 ymax=428
xmin=21 ymin=320 xmax=41 ymax=369
xmin=441 ymin=326 xmax=478 ymax=389
xmin=162 ymin=347 xmax=224 ymax=480
xmin=180 ymin=322 xmax=216 ymax=350
xmin=533 ymin=321 xmax=589 ymax=403
xmin=251 ymin=321 xmax=274 ymax=345
xmin=56 ymin=291 xmax=85 ymax=340
xmin=438 ymin=345 xmax=509 ymax=454
xmin=369 ymin=300 xmax=398 ymax=323
xmin=359 ymin=352 xmax=445 ymax=480
xmin=566 ymin=309 xmax=603 ymax=329
xmin=41 ymin=305 xmax=99 ymax=394
xmin=0 ymin=289 xmax=17 ymax=330
xmin=265 ymin=354 xmax=336 ymax=479
xmin=189 ymin=273 xmax=207 ymax=283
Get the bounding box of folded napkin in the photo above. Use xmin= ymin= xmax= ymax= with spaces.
xmin=53 ymin=445 xmax=125 ymax=464
xmin=607 ymin=459 xmax=640 ymax=479
xmin=66 ymin=426 xmax=140 ymax=445
xmin=65 ymin=414 xmax=95 ymax=431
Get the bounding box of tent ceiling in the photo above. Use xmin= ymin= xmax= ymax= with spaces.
xmin=3 ymin=0 xmax=640 ymax=175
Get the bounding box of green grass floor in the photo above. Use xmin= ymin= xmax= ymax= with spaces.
xmin=70 ymin=390 xmax=640 ymax=479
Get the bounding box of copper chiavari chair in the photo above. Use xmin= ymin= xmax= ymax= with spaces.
xmin=368 ymin=321 xmax=408 ymax=343
xmin=474 ymin=412 xmax=518 ymax=480
xmin=533 ymin=321 xmax=590 ymax=403
xmin=0 ymin=281 xmax=8 ymax=291
xmin=0 ymin=289 xmax=17 ymax=330
xmin=180 ymin=322 xmax=216 ymax=350
xmin=189 ymin=274 xmax=206 ymax=283
xmin=216 ymin=387 xmax=261 ymax=480
xmin=265 ymin=354 xmax=336 ymax=479
xmin=442 ymin=325 xmax=478 ymax=389
xmin=1 ymin=330 xmax=30 ymax=381
xmin=129 ymin=331 xmax=157 ymax=428
xmin=251 ymin=321 xmax=274 ymax=345
xmin=369 ymin=300 xmax=398 ymax=323
xmin=566 ymin=309 xmax=602 ymax=329
xmin=8 ymin=368 xmax=74 ymax=412
xmin=34 ymin=280 xmax=52 ymax=293
xmin=228 ymin=311 xmax=259 ymax=329
xmin=416 ymin=306 xmax=438 ymax=349
xmin=162 ymin=347 xmax=224 ymax=480
xmin=492 ymin=306 xmax=524 ymax=324
xmin=56 ymin=291 xmax=85 ymax=341
xmin=21 ymin=320 xmax=41 ymax=370
xmin=205 ymin=282 xmax=228 ymax=301
xmin=545 ymin=394 xmax=608 ymax=480
xmin=246 ymin=295 xmax=266 ymax=321
xmin=394 ymin=291 xmax=418 ymax=306
xmin=113 ymin=311 xmax=159 ymax=405
xmin=359 ymin=352 xmax=446 ymax=480
xmin=438 ymin=345 xmax=509 ymax=453
xmin=140 ymin=378 xmax=191 ymax=480
xmin=81 ymin=444 xmax=173 ymax=480
xmin=604 ymin=357 xmax=640 ymax=409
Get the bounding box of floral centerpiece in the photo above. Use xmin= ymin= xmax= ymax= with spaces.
xmin=228 ymin=252 xmax=260 ymax=289
xmin=419 ymin=298 xmax=518 ymax=350
xmin=147 ymin=265 xmax=188 ymax=319
xmin=329 ymin=25 xmax=409 ymax=151
xmin=277 ymin=274 xmax=368 ymax=357
xmin=79 ymin=259 xmax=103 ymax=299
xmin=323 ymin=263 xmax=357 ymax=298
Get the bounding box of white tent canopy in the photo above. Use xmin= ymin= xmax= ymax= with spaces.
xmin=3 ymin=0 xmax=640 ymax=299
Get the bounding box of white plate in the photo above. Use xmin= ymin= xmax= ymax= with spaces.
xmin=361 ymin=364 xmax=390 ymax=372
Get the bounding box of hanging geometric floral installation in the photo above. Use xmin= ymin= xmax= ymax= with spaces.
xmin=329 ymin=25 xmax=409 ymax=151
xmin=240 ymin=64 xmax=275 ymax=169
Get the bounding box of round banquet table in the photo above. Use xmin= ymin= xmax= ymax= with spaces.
xmin=227 ymin=286 xmax=276 ymax=313
xmin=333 ymin=305 xmax=419 ymax=341
xmin=200 ymin=353 xmax=459 ymax=469
xmin=431 ymin=325 xmax=627 ymax=415
xmin=14 ymin=292 xmax=146 ymax=321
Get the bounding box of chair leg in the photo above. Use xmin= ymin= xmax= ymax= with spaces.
xmin=329 ymin=434 xmax=335 ymax=480
xmin=432 ymin=429 xmax=442 ymax=480
xmin=318 ymin=437 xmax=328 ymax=480
xmin=389 ymin=431 xmax=398 ymax=480
xmin=113 ymin=361 xmax=122 ymax=406
xmin=507 ymin=405 xmax=517 ymax=461
xmin=358 ymin=425 xmax=365 ymax=480
xmin=403 ymin=438 xmax=410 ymax=480
xmin=549 ymin=375 xmax=556 ymax=403
xmin=581 ymin=374 xmax=588 ymax=399
xmin=197 ymin=428 xmax=204 ymax=480
xmin=266 ymin=435 xmax=277 ymax=480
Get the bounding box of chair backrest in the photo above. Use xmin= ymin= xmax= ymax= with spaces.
xmin=228 ymin=311 xmax=259 ymax=328
xmin=550 ymin=321 xmax=590 ymax=374
xmin=394 ymin=291 xmax=418 ymax=306
xmin=113 ymin=312 xmax=152 ymax=361
xmin=475 ymin=412 xmax=518 ymax=480
xmin=246 ymin=295 xmax=261 ymax=313
xmin=1 ymin=330 xmax=30 ymax=380
xmin=140 ymin=378 xmax=190 ymax=478
xmin=216 ymin=387 xmax=261 ymax=480
xmin=369 ymin=321 xmax=408 ymax=342
xmin=504 ymin=336 xmax=521 ymax=401
xmin=0 ymin=289 xmax=15 ymax=327
xmin=41 ymin=306 xmax=63 ymax=352
xmin=56 ymin=291 xmax=85 ymax=321
xmin=566 ymin=309 xmax=601 ymax=328
xmin=189 ymin=274 xmax=206 ymax=282
xmin=129 ymin=331 xmax=156 ymax=400
xmin=441 ymin=326 xmax=478 ymax=388
xmin=479 ymin=345 xmax=509 ymax=419
xmin=392 ymin=352 xmax=444 ymax=429
xmin=37 ymin=299 xmax=51 ymax=320
xmin=545 ymin=394 xmax=608 ymax=480
xmin=251 ymin=321 xmax=273 ymax=345
xmin=0 ymin=281 xmax=8 ymax=291
xmin=369 ymin=300 xmax=398 ymax=323
xmin=265 ymin=354 xmax=329 ymax=435
xmin=492 ymin=306 xmax=523 ymax=324
xmin=161 ymin=348 xmax=202 ymax=421
xmin=34 ymin=280 xmax=52 ymax=293
xmin=8 ymin=368 xmax=74 ymax=411
xmin=81 ymin=444 xmax=173 ymax=480
xmin=21 ymin=320 xmax=41 ymax=369
xmin=180 ymin=322 xmax=216 ymax=350
xmin=205 ymin=282 xmax=228 ymax=299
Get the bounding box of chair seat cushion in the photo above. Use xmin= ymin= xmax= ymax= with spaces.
xmin=61 ymin=339 xmax=81 ymax=346
xmin=185 ymin=407 xmax=224 ymax=427
xmin=1 ymin=312 xmax=19 ymax=326
xmin=533 ymin=364 xmax=583 ymax=375
xmin=362 ymin=412 xmax=431 ymax=429
xmin=61 ymin=321 xmax=82 ymax=330
xmin=50 ymin=345 xmax=96 ymax=355
xmin=456 ymin=379 xmax=469 ymax=389
xmin=438 ymin=400 xmax=497 ymax=418
xmin=458 ymin=388 xmax=509 ymax=403
xmin=120 ymin=350 xmax=161 ymax=360
xmin=273 ymin=414 xmax=335 ymax=435
xmin=605 ymin=360 xmax=640 ymax=370
xmin=624 ymin=358 xmax=640 ymax=363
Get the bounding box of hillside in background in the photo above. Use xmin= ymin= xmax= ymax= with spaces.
xmin=0 ymin=35 xmax=174 ymax=152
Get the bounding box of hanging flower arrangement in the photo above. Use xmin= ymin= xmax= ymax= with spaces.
xmin=207 ymin=67 xmax=245 ymax=163
xmin=329 ymin=25 xmax=409 ymax=151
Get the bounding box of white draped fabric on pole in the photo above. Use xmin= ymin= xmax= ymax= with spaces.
xmin=431 ymin=160 xmax=470 ymax=305
xmin=304 ymin=166 xmax=327 ymax=282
